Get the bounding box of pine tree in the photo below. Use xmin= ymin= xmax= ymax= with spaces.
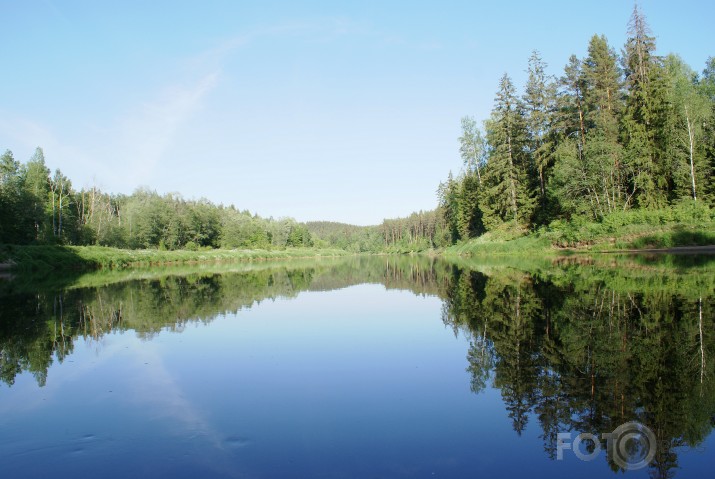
xmin=482 ymin=74 xmax=534 ymax=228
xmin=559 ymin=55 xmax=587 ymax=153
xmin=551 ymin=37 xmax=630 ymax=218
xmin=456 ymin=173 xmax=484 ymax=239
xmin=623 ymin=3 xmax=657 ymax=119
xmin=583 ymin=35 xmax=622 ymax=117
xmin=621 ymin=4 xmax=669 ymax=207
xmin=523 ymin=50 xmax=557 ymax=215
xmin=23 ymin=147 xmax=51 ymax=241
xmin=438 ymin=172 xmax=460 ymax=242
xmin=701 ymin=57 xmax=715 ymax=203
xmin=583 ymin=35 xmax=630 ymax=213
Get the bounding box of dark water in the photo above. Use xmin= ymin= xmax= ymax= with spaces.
xmin=1 ymin=255 xmax=714 ymax=478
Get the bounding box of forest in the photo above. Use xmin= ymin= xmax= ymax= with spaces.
xmin=439 ymin=5 xmax=715 ymax=245
xmin=1 ymin=6 xmax=713 ymax=256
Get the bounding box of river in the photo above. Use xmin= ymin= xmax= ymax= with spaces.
xmin=1 ymin=254 xmax=713 ymax=478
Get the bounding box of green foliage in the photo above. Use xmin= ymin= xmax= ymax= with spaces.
xmin=380 ymin=208 xmax=447 ymax=251
xmin=523 ymin=50 xmax=557 ymax=217
xmin=0 ymin=150 xmax=31 ymax=244
xmin=0 ymin=144 xmax=448 ymax=255
xmin=438 ymin=172 xmax=460 ymax=243
xmin=220 ymin=207 xmax=272 ymax=249
xmin=456 ymin=173 xmax=484 ymax=239
xmin=0 ymin=150 xmax=323 ymax=253
xmin=441 ymin=5 xmax=715 ymax=249
xmin=481 ymin=74 xmax=535 ymax=228
xmin=286 ymin=223 xmax=313 ymax=247
xmin=459 ymin=116 xmax=487 ymax=182
xmin=443 ymin=202 xmax=715 ymax=254
xmin=544 ymin=202 xmax=715 ymax=248
xmin=305 ymin=221 xmax=385 ymax=252
xmin=23 ymin=147 xmax=51 ymax=242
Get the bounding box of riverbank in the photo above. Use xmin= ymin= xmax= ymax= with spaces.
xmin=3 ymin=206 xmax=715 ymax=272
xmin=445 ymin=210 xmax=715 ymax=257
xmin=0 ymin=244 xmax=351 ymax=272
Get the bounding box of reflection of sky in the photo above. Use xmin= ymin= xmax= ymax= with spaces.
xmin=0 ymin=284 xmax=710 ymax=478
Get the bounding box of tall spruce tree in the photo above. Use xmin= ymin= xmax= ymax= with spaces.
xmin=438 ymin=172 xmax=461 ymax=243
xmin=523 ymin=51 xmax=557 ymax=216
xmin=701 ymin=57 xmax=715 ymax=203
xmin=23 ymin=147 xmax=51 ymax=241
xmin=551 ymin=36 xmax=627 ymax=219
xmin=560 ymin=55 xmax=587 ymax=153
xmin=621 ymin=4 xmax=669 ymax=207
xmin=583 ymin=35 xmax=630 ymax=213
xmin=482 ymin=74 xmax=534 ymax=228
xmin=456 ymin=173 xmax=484 ymax=239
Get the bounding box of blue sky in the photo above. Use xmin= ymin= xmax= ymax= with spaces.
xmin=1 ymin=1 xmax=713 ymax=225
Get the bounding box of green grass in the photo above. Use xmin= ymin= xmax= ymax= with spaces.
xmin=0 ymin=244 xmax=351 ymax=272
xmin=446 ymin=203 xmax=715 ymax=256
xmin=445 ymin=231 xmax=554 ymax=256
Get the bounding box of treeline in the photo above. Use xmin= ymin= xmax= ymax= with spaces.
xmin=306 ymin=210 xmax=451 ymax=252
xmin=440 ymin=5 xmax=714 ymax=242
xmin=0 ymin=148 xmax=313 ymax=250
xmin=0 ymin=146 xmax=451 ymax=252
xmin=305 ymin=221 xmax=383 ymax=252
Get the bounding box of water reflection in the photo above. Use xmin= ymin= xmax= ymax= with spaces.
xmin=0 ymin=257 xmax=451 ymax=387
xmin=442 ymin=256 xmax=715 ymax=477
xmin=1 ymin=254 xmax=713 ymax=477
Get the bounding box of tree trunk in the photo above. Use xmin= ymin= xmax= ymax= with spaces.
xmin=506 ymin=133 xmax=518 ymax=223
xmin=58 ymin=185 xmax=63 ymax=237
xmin=51 ymin=182 xmax=57 ymax=237
xmin=685 ymin=105 xmax=697 ymax=202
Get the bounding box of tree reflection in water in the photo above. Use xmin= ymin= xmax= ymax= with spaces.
xmin=1 ymin=254 xmax=713 ymax=477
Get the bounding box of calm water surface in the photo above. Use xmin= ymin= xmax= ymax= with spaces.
xmin=1 ymin=255 xmax=714 ymax=478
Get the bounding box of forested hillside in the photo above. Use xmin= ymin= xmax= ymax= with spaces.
xmin=438 ymin=5 xmax=714 ymax=244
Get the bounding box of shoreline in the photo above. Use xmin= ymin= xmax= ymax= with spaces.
xmin=0 ymin=245 xmax=353 ymax=272
xmin=591 ymin=245 xmax=715 ymax=255
xmin=3 ymin=242 xmax=715 ymax=274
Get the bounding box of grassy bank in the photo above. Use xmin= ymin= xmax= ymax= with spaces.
xmin=446 ymin=203 xmax=715 ymax=256
xmin=0 ymin=244 xmax=351 ymax=272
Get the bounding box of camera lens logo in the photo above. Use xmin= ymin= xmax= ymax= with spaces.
xmin=558 ymin=421 xmax=657 ymax=470
xmin=605 ymin=421 xmax=658 ymax=471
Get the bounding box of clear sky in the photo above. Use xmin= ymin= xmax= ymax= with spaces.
xmin=1 ymin=1 xmax=713 ymax=225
